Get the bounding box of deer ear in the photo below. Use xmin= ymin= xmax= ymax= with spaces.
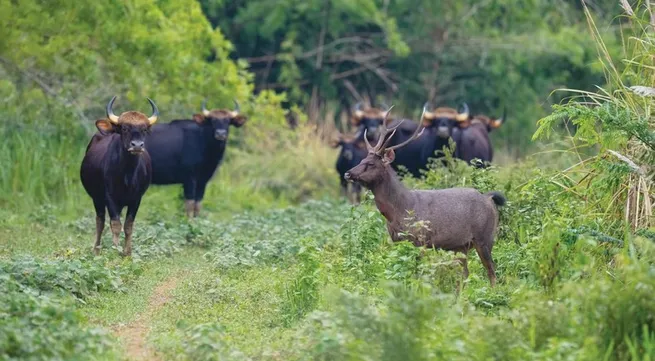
xmin=192 ymin=114 xmax=205 ymax=124
xmin=95 ymin=119 xmax=115 ymax=135
xmin=383 ymin=149 xmax=395 ymax=164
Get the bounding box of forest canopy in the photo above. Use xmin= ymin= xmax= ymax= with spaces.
xmin=0 ymin=0 xmax=623 ymax=156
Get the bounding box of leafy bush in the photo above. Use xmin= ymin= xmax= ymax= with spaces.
xmin=0 ymin=277 xmax=115 ymax=361
xmin=0 ymin=256 xmax=125 ymax=301
xmin=281 ymin=240 xmax=321 ymax=326
xmin=180 ymin=323 xmax=250 ymax=361
xmin=205 ymin=200 xmax=348 ymax=269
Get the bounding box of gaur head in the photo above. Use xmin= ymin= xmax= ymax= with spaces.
xmin=330 ymin=133 xmax=366 ymax=164
xmin=193 ymin=100 xmax=247 ymax=141
xmin=352 ymin=102 xmax=391 ymax=142
xmin=458 ymin=108 xmax=506 ymax=132
xmin=96 ymin=96 xmax=159 ymax=155
xmin=422 ymin=102 xmax=469 ymax=139
xmin=345 ymin=106 xmax=425 ymax=187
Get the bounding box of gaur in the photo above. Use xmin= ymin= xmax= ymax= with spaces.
xmin=146 ymin=100 xmax=246 ymax=217
xmin=351 ymin=102 xmax=390 ymax=144
xmin=453 ymin=110 xmax=505 ymax=167
xmin=345 ymin=107 xmax=506 ymax=286
xmin=331 ymin=132 xmax=367 ymax=204
xmin=384 ymin=103 xmax=469 ymax=177
xmin=80 ymin=96 xmax=158 ymax=256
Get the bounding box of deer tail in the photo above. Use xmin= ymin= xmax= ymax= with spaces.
xmin=486 ymin=191 xmax=506 ymax=207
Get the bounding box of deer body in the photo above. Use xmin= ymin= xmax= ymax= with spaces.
xmin=345 ymin=106 xmax=505 ymax=286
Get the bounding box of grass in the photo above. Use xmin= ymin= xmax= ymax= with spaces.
xmin=1 ymin=4 xmax=654 ymax=359
xmin=1 ymin=149 xmax=654 ymax=360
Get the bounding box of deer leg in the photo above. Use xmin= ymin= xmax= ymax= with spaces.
xmin=92 ymin=199 xmax=105 ymax=255
xmin=475 ymin=245 xmax=496 ymax=287
xmin=454 ymin=252 xmax=469 ymax=294
xmin=458 ymin=256 xmax=469 ymax=280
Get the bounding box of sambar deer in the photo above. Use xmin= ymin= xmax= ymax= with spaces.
xmin=345 ymin=106 xmax=506 ymax=286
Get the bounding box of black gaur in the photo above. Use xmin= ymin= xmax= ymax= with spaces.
xmin=331 ymin=133 xmax=367 ymax=204
xmin=146 ymin=100 xmax=246 ymax=217
xmin=80 ymin=96 xmax=158 ymax=256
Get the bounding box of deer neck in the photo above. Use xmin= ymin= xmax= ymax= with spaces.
xmin=370 ymin=166 xmax=412 ymax=224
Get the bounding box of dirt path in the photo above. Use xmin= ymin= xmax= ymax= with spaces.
xmin=113 ymin=275 xmax=181 ymax=361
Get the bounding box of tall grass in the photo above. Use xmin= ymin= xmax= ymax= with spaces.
xmin=0 ymin=105 xmax=339 ymax=221
xmin=534 ymin=2 xmax=654 ymax=231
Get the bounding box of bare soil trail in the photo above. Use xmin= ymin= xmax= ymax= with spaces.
xmin=113 ymin=275 xmax=181 ymax=361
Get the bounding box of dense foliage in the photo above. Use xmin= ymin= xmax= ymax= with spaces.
xmin=0 ymin=1 xmax=654 ymax=361
xmin=202 ymin=0 xmax=622 ymax=154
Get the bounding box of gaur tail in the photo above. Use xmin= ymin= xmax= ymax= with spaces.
xmin=486 ymin=191 xmax=506 ymax=207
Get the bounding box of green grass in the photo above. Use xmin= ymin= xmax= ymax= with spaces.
xmin=1 ymin=157 xmax=654 ymax=360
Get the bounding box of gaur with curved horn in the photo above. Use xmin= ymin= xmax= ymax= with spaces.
xmin=81 ymin=95 xmax=158 ymax=256
xmin=106 ymin=96 xmax=158 ymax=125
xmin=146 ymin=98 xmax=248 ymax=217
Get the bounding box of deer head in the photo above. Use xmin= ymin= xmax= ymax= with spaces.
xmin=344 ymin=106 xmax=425 ymax=187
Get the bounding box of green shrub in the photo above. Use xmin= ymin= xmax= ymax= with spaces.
xmin=180 ymin=323 xmax=250 ymax=361
xmin=281 ymin=240 xmax=321 ymax=326
xmin=0 ymin=256 xmax=125 ymax=301
xmin=205 ymin=200 xmax=348 ymax=269
xmin=0 ymin=277 xmax=115 ymax=361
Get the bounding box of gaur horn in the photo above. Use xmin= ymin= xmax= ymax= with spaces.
xmin=147 ymin=98 xmax=159 ymax=125
xmin=353 ymin=102 xmax=364 ymax=120
xmin=231 ymin=99 xmax=240 ymax=117
xmin=492 ymin=107 xmax=506 ymax=128
xmin=106 ymin=95 xmax=120 ymax=124
xmin=422 ymin=101 xmax=436 ymax=120
xmin=201 ymin=99 xmax=210 ymax=116
xmin=456 ymin=102 xmax=470 ymax=122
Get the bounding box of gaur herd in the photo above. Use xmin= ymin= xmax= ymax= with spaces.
xmin=81 ymin=96 xmax=505 ymax=286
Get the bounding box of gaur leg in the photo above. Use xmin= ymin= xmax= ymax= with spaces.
xmin=183 ymin=178 xmax=197 ymax=218
xmin=352 ymin=184 xmax=362 ymax=205
xmin=475 ymin=244 xmax=496 ymax=287
xmin=339 ymin=176 xmax=348 ymax=199
xmin=123 ymin=199 xmax=142 ymax=257
xmin=92 ymin=198 xmax=106 ymax=255
xmin=193 ymin=180 xmax=210 ymax=217
xmin=105 ymin=194 xmax=123 ymax=250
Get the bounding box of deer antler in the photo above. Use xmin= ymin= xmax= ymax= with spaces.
xmin=364 ymin=106 xmax=401 ymax=154
xmin=363 ymin=106 xmax=425 ymax=155
xmin=385 ymin=106 xmax=426 ymax=152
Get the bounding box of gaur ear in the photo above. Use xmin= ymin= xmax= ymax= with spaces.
xmin=457 ymin=120 xmax=471 ymax=129
xmin=422 ymin=118 xmax=432 ymax=127
xmin=95 ymin=119 xmax=115 ymax=135
xmin=383 ymin=149 xmax=395 ymax=164
xmin=192 ymin=114 xmax=205 ymax=124
xmin=329 ymin=138 xmax=343 ymax=148
xmin=231 ymin=115 xmax=247 ymax=127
